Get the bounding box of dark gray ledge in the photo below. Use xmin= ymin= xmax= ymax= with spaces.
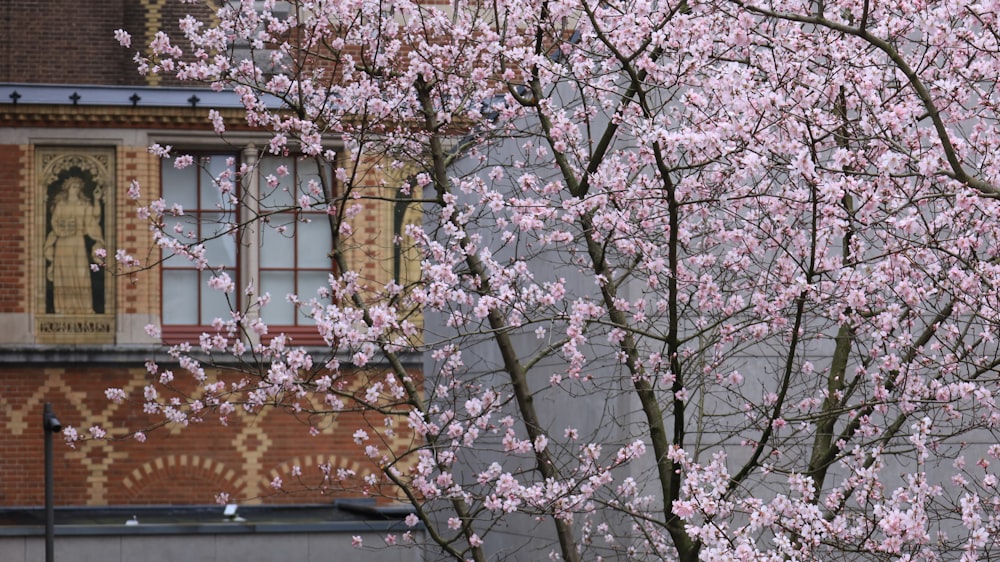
xmin=0 ymin=346 xmax=422 ymax=368
xmin=0 ymin=501 xmax=417 ymax=537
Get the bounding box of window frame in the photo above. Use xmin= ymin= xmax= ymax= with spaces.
xmin=159 ymin=149 xmax=338 ymax=347
xmin=160 ymin=151 xmax=241 ymax=345
xmin=256 ymin=154 xmax=337 ymax=344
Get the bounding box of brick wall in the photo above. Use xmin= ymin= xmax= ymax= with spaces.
xmin=0 ymin=364 xmax=412 ymax=506
xmin=0 ymin=136 xmax=417 ymax=507
xmin=0 ymin=0 xmax=217 ymax=87
xmin=0 ymin=145 xmax=28 ymax=312
xmin=117 ymin=146 xmax=158 ymax=318
xmin=1 ymin=1 xmax=135 ymax=85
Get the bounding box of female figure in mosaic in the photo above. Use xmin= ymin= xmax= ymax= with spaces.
xmin=44 ymin=177 xmax=104 ymax=314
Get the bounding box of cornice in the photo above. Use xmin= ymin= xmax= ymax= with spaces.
xmin=0 ymin=105 xmax=251 ymax=130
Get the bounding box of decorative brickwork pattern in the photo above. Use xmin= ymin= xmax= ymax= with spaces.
xmin=117 ymin=147 xmax=159 ymax=318
xmin=0 ymin=365 xmax=413 ymax=506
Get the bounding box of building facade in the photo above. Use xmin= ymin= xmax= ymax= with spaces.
xmin=0 ymin=1 xmax=414 ymax=511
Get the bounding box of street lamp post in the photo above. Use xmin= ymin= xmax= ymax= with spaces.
xmin=43 ymin=403 xmax=62 ymax=562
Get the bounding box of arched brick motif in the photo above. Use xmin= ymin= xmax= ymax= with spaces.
xmin=122 ymin=454 xmax=241 ymax=503
xmin=270 ymin=454 xmax=369 ymax=481
xmin=268 ymin=454 xmax=372 ymax=498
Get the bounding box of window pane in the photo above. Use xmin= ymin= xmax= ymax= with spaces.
xmin=297 ymin=270 xmax=330 ymax=302
xmin=260 ymin=271 xmax=295 ymax=325
xmin=162 ymin=163 xmax=198 ymax=210
xmin=259 ymin=156 xmax=295 ymax=209
xmin=296 ymin=158 xmax=322 ymax=198
xmin=201 ymin=213 xmax=237 ymax=268
xmin=201 ymin=271 xmax=233 ymax=324
xmin=261 ymin=215 xmax=295 ymax=268
xmin=163 ymin=270 xmax=199 ymax=324
xmin=297 ymin=218 xmax=332 ymax=268
xmin=161 ymin=215 xmax=199 ymax=262
xmin=200 ymin=155 xmax=235 ymax=210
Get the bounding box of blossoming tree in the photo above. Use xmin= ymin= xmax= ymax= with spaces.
xmin=99 ymin=0 xmax=1000 ymax=559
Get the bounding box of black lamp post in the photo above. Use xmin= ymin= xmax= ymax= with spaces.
xmin=42 ymin=403 xmax=61 ymax=562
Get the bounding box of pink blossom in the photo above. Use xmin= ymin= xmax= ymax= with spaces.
xmin=147 ymin=144 xmax=171 ymax=157
xmin=208 ymin=109 xmax=225 ymax=134
xmin=173 ymin=155 xmax=194 ymax=169
xmin=114 ymin=29 xmax=131 ymax=48
xmin=208 ymin=272 xmax=235 ymax=293
xmin=62 ymin=426 xmax=78 ymax=447
xmin=250 ymin=317 xmax=268 ymax=335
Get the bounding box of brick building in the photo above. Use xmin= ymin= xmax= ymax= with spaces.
xmin=0 ymin=1 xmax=416 ymax=512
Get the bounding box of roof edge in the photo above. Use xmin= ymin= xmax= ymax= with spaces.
xmin=0 ymin=83 xmax=280 ymax=109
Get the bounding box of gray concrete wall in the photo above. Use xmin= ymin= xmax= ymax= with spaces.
xmin=0 ymin=532 xmax=422 ymax=562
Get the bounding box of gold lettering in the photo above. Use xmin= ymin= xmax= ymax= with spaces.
xmin=37 ymin=319 xmax=112 ymax=334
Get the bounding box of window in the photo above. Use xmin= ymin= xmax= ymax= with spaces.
xmin=161 ymin=153 xmax=238 ymax=342
xmin=257 ymin=155 xmax=334 ymax=336
xmin=160 ymin=150 xmax=334 ymax=345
